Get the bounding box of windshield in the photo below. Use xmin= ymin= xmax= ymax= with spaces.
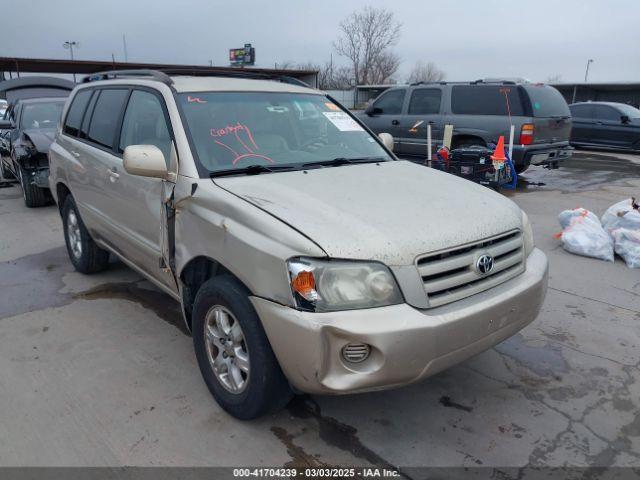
xmin=20 ymin=101 xmax=65 ymax=129
xmin=617 ymin=103 xmax=640 ymax=119
xmin=178 ymin=92 xmax=391 ymax=175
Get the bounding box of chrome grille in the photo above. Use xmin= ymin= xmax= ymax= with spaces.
xmin=416 ymin=231 xmax=525 ymax=308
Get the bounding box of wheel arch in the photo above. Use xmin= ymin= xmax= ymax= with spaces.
xmin=451 ymin=134 xmax=487 ymax=149
xmin=55 ymin=182 xmax=72 ymax=215
xmin=179 ymin=255 xmax=254 ymax=332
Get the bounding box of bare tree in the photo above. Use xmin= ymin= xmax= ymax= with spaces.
xmin=546 ymin=74 xmax=562 ymax=84
xmin=369 ymin=51 xmax=401 ymax=85
xmin=334 ymin=6 xmax=401 ymax=85
xmin=274 ymin=60 xmax=296 ymax=70
xmin=407 ymin=61 xmax=446 ymax=83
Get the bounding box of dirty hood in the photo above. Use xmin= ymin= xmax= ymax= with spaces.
xmin=214 ymin=161 xmax=523 ymax=266
xmin=22 ymin=128 xmax=56 ymax=153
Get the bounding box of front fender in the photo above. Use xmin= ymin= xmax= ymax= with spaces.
xmin=174 ymin=176 xmax=326 ymax=306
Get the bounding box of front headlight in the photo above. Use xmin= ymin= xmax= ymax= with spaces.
xmin=287 ymin=258 xmax=404 ymax=312
xmin=522 ymin=211 xmax=534 ymax=257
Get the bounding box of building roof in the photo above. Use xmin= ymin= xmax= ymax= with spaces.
xmin=0 ymin=56 xmax=317 ymax=81
xmin=552 ymin=82 xmax=640 ymax=91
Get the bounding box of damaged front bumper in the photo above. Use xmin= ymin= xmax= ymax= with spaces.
xmin=251 ymin=248 xmax=548 ymax=395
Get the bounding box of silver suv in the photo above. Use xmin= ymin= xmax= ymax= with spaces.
xmin=49 ymin=70 xmax=548 ymax=419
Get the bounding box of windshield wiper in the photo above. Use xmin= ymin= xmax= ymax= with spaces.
xmin=210 ymin=164 xmax=298 ymax=178
xmin=301 ymin=157 xmax=386 ymax=169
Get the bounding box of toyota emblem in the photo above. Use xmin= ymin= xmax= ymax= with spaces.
xmin=476 ymin=254 xmax=494 ymax=275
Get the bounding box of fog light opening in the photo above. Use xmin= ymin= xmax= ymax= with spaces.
xmin=341 ymin=343 xmax=371 ymax=364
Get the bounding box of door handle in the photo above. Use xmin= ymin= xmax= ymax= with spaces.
xmin=391 ymin=120 xmax=400 ymax=125
xmin=70 ymin=150 xmax=80 ymax=158
xmin=108 ymin=168 xmax=120 ymax=182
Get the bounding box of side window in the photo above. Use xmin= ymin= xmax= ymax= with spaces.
xmin=63 ymin=89 xmax=92 ymax=137
xmin=80 ymin=91 xmax=98 ymax=139
xmin=87 ymin=89 xmax=129 ymax=149
xmin=408 ymin=89 xmax=442 ymax=115
xmin=451 ymin=85 xmax=525 ymax=116
xmin=593 ymin=105 xmax=620 ymax=121
xmin=119 ymin=90 xmax=172 ymax=163
xmin=569 ymin=104 xmax=593 ymax=119
xmin=373 ymin=89 xmax=406 ymax=115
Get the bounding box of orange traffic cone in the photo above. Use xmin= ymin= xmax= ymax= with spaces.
xmin=491 ymin=136 xmax=507 ymax=162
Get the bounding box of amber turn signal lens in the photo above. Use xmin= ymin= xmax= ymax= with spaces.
xmin=291 ymin=270 xmax=316 ymax=299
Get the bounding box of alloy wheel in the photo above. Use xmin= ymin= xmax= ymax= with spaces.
xmin=204 ymin=305 xmax=250 ymax=394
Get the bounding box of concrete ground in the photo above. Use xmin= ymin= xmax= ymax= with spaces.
xmin=0 ymin=151 xmax=639 ymax=470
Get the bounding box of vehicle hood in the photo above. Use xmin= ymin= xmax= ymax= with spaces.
xmin=213 ymin=161 xmax=523 ymax=266
xmin=22 ymin=128 xmax=56 ymax=153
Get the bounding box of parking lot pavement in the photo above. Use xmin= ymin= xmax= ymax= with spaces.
xmin=0 ymin=152 xmax=639 ymax=469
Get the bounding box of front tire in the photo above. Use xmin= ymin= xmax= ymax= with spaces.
xmin=62 ymin=196 xmax=110 ymax=273
xmin=18 ymin=164 xmax=48 ymax=208
xmin=192 ymin=275 xmax=292 ymax=419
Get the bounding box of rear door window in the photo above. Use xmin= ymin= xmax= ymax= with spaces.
xmin=63 ymin=89 xmax=92 ymax=137
xmin=523 ymin=85 xmax=570 ymax=117
xmin=451 ymin=85 xmax=525 ymax=116
xmin=592 ymin=105 xmax=620 ymax=121
xmin=408 ymin=88 xmax=442 ymax=115
xmin=373 ymin=89 xmax=406 ymax=115
xmin=87 ymin=89 xmax=129 ymax=149
xmin=569 ymin=104 xmax=594 ymax=119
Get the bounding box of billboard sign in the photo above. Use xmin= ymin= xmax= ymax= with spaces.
xmin=229 ymin=43 xmax=255 ymax=66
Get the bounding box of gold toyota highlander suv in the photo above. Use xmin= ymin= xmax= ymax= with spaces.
xmin=48 ymin=70 xmax=548 ymax=419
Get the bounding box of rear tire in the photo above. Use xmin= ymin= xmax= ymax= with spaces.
xmin=18 ymin=165 xmax=48 ymax=208
xmin=515 ymin=162 xmax=530 ymax=174
xmin=192 ymin=275 xmax=292 ymax=419
xmin=62 ymin=196 xmax=110 ymax=274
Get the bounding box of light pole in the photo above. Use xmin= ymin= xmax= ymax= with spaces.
xmin=584 ymin=58 xmax=594 ymax=83
xmin=63 ymin=41 xmax=79 ymax=82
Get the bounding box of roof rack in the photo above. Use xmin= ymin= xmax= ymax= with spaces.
xmin=83 ymin=69 xmax=173 ymax=85
xmin=82 ymin=68 xmax=311 ymax=88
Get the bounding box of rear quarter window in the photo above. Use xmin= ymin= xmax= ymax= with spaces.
xmin=524 ymin=85 xmax=570 ymax=117
xmin=451 ymin=85 xmax=525 ymax=116
xmin=63 ymin=89 xmax=92 ymax=137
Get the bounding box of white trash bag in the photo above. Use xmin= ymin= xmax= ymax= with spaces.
xmin=601 ymin=198 xmax=640 ymax=233
xmin=556 ymin=208 xmax=614 ymax=262
xmin=610 ymin=228 xmax=640 ymax=268
xmin=601 ymin=198 xmax=640 ymax=268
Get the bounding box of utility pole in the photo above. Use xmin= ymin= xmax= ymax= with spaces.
xmin=63 ymin=41 xmax=79 ymax=82
xmin=123 ymin=34 xmax=129 ymax=63
xmin=584 ymin=59 xmax=594 ymax=82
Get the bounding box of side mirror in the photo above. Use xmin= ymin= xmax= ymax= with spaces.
xmin=0 ymin=119 xmax=13 ymax=129
xmin=365 ymin=104 xmax=383 ymax=116
xmin=621 ymin=115 xmax=630 ymax=124
xmin=123 ymin=145 xmax=168 ymax=179
xmin=378 ymin=133 xmax=394 ymax=152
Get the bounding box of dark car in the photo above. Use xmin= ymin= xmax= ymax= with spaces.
xmin=0 ymin=97 xmax=66 ymax=206
xmin=569 ymin=101 xmax=640 ymax=151
xmin=356 ymin=80 xmax=573 ymax=173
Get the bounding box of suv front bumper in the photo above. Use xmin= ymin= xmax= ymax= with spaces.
xmin=252 ymin=248 xmax=548 ymax=395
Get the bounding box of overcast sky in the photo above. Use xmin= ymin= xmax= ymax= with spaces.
xmin=3 ymin=0 xmax=639 ymax=83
